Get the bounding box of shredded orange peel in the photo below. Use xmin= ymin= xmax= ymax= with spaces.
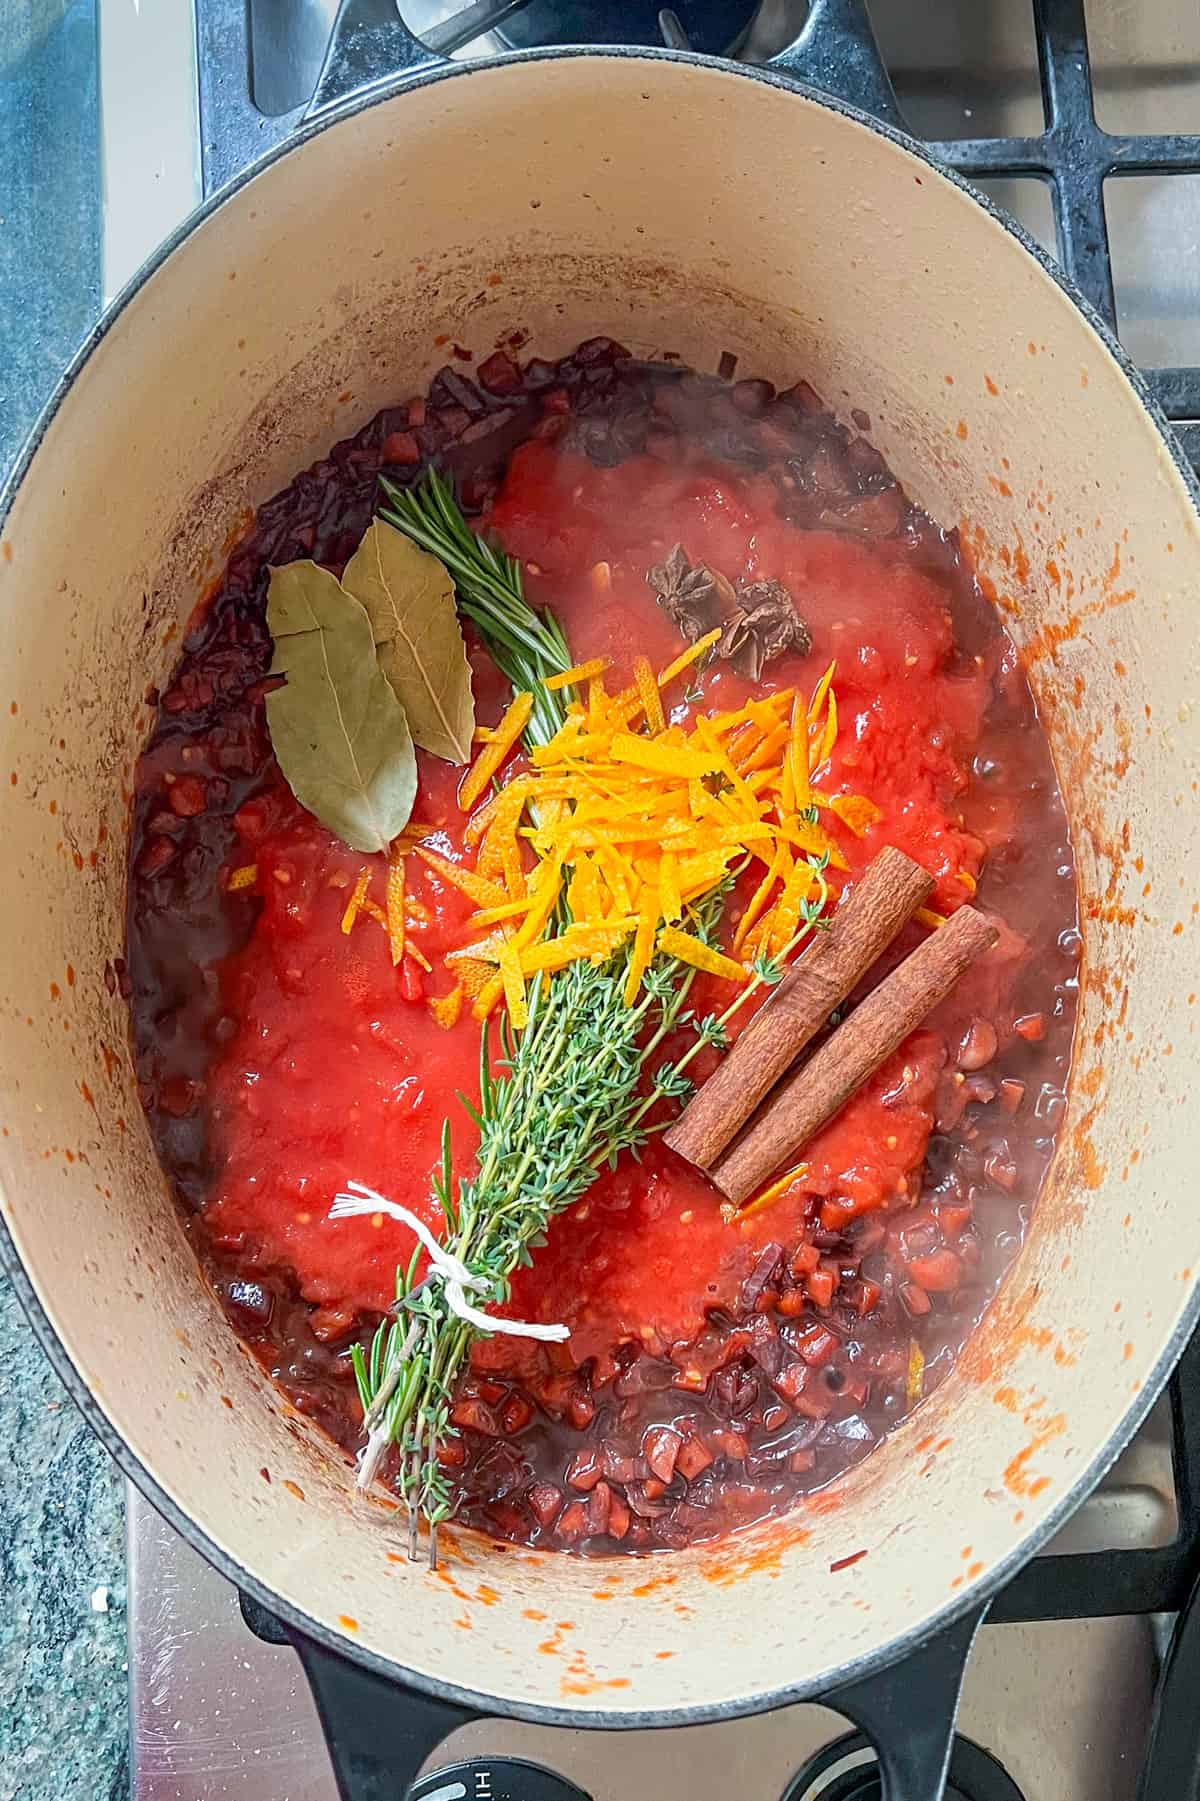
xmin=442 ymin=656 xmax=876 ymax=1016
xmin=385 ymin=846 xmax=406 ymax=967
xmin=459 ymin=691 xmax=534 ymax=811
xmin=739 ymin=1160 xmax=811 ymax=1219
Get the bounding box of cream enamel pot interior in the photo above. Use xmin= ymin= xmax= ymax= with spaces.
xmin=3 ymin=23 xmax=1200 ymax=1801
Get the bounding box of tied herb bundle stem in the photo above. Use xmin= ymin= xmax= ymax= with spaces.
xmin=353 ymin=470 xmax=830 ymax=1558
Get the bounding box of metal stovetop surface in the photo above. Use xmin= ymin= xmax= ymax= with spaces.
xmin=110 ymin=0 xmax=1200 ymax=1796
xmin=126 ymin=1436 xmax=1169 ymax=1801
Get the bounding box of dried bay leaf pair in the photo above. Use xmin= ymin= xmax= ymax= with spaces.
xmin=266 ymin=519 xmax=475 ymax=855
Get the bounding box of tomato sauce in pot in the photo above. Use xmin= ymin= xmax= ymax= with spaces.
xmin=126 ymin=344 xmax=1078 ymax=1554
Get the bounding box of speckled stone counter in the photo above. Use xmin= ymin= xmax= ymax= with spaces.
xmin=0 ymin=6 xmax=127 ymax=1798
xmin=0 ymin=1279 xmax=127 ymax=1801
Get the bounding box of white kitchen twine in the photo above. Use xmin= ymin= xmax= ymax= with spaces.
xmin=332 ymin=1182 xmax=569 ymax=1493
xmin=329 ymin=1181 xmax=569 ymax=1344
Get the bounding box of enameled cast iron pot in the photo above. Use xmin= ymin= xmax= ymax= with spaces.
xmin=4 ymin=4 xmax=1200 ymax=1796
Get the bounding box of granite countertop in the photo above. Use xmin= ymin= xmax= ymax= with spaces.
xmin=1 ymin=5 xmax=129 ymax=1796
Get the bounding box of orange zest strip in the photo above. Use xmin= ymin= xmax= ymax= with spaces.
xmin=428 ymin=983 xmax=464 ymax=1030
xmin=779 ymin=820 xmax=849 ymax=871
xmin=692 ymin=714 xmax=758 ymax=811
xmin=915 ymin=906 xmax=949 ymax=930
xmin=764 ymin=857 xmax=814 ymax=957
xmin=733 ymin=842 xmax=789 ymax=955
xmin=446 ymin=929 xmax=508 ymax=969
xmin=499 ymin=841 xmax=526 ymax=900
xmin=405 ymin=941 xmax=433 ymax=973
xmin=543 ymin=656 xmax=612 ymax=692
xmin=609 ymin=733 xmax=721 ymax=779
xmin=737 ymin=1162 xmax=811 ymax=1219
xmin=807 ymin=660 xmax=836 ymax=726
xmin=472 ymin=971 xmax=504 ymax=1020
xmin=415 ymin=846 xmax=509 ymax=910
xmin=816 ymin=689 xmax=838 ymax=767
xmin=586 ymin=675 xmax=610 ymax=726
xmin=655 ymin=926 xmax=747 ymax=984
xmin=385 ymin=850 xmax=406 ymax=966
xmin=449 ymin=957 xmax=497 ymax=1001
xmin=956 ymin=869 xmax=978 ymax=895
xmin=498 ymin=941 xmax=528 ymax=1028
xmin=464 ymin=776 xmax=532 ymax=846
xmin=511 ymin=857 xmax=563 ymax=952
xmin=828 ymin=793 xmax=882 ymax=837
xmin=656 ymin=626 xmax=722 ymax=690
xmin=789 ymin=694 xmax=812 ymax=811
xmin=340 ymin=868 xmax=371 ymax=935
xmin=659 ymin=850 xmax=682 ymax=924
xmin=467 ymin=891 xmax=541 ymax=928
xmin=459 ymin=690 xmax=534 ymax=810
xmin=360 ymin=898 xmax=387 ymax=926
xmin=520 ymin=925 xmax=631 ymax=976
xmin=734 ymin=723 xmax=791 ymax=777
xmin=227 ymin=863 xmax=258 ymax=891
xmin=532 ymin=730 xmax=614 ymax=767
xmin=632 ymin=656 xmax=667 ymax=735
xmin=623 ymin=896 xmax=660 ymax=1007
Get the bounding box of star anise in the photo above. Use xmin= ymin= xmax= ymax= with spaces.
xmin=717 ymin=579 xmax=813 ymax=682
xmin=646 ymin=544 xmax=737 ymax=643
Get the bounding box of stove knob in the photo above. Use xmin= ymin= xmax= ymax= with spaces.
xmin=410 ymin=1758 xmax=593 ymax=1801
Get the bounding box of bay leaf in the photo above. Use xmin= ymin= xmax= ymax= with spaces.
xmin=266 ymin=560 xmax=417 ymax=854
xmin=342 ymin=518 xmax=475 ymax=765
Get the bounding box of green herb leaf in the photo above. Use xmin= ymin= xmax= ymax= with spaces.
xmin=266 ymin=560 xmax=416 ymax=854
xmin=342 ymin=519 xmax=475 ymax=765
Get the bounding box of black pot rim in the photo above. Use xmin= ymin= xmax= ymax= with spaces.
xmin=3 ymin=39 xmax=1199 ymax=1734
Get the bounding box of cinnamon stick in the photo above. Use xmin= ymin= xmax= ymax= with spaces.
xmin=710 ymin=904 xmax=999 ymax=1205
xmin=665 ymin=846 xmax=934 ymax=1171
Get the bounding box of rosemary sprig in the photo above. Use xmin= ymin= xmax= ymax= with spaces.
xmin=354 ymin=471 xmax=825 ymax=1557
xmin=379 ymin=469 xmax=572 ymax=749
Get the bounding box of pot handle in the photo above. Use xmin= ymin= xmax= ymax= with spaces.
xmin=276 ymin=1601 xmax=985 ymax=1801
xmin=763 ymin=0 xmax=903 ymax=130
xmin=288 ymin=1626 xmax=480 ymax=1801
xmin=825 ymin=1603 xmax=989 ymax=1801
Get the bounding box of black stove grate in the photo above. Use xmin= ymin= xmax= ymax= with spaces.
xmin=929 ymin=0 xmax=1200 ymax=468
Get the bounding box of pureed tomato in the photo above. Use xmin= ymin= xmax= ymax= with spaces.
xmin=126 ymin=348 xmax=1077 ymax=1553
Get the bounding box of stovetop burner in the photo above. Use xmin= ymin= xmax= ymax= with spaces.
xmin=783 ymin=1733 xmax=1025 ymax=1801
xmin=490 ymin=0 xmax=754 ymax=56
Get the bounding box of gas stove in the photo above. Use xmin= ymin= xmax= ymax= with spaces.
xmin=109 ymin=2 xmax=1200 ymax=1797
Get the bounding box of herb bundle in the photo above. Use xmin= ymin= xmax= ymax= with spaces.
xmin=347 ymin=471 xmax=830 ymax=1560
